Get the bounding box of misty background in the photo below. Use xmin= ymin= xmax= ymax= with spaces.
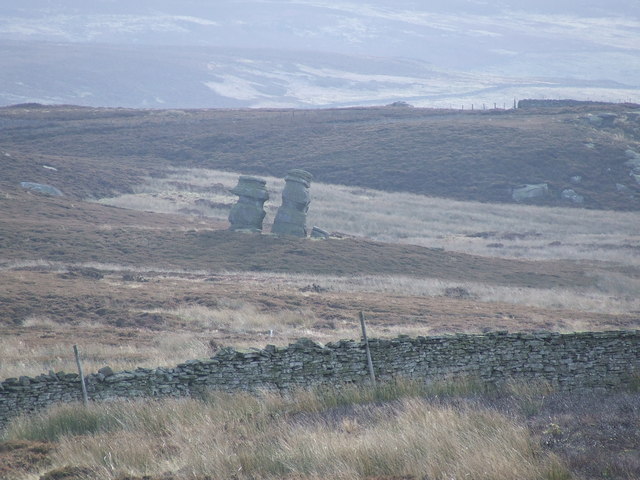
xmin=1 ymin=0 xmax=638 ymax=108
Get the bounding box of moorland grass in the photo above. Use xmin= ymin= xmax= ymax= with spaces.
xmin=3 ymin=380 xmax=570 ymax=480
xmin=0 ymin=264 xmax=637 ymax=381
xmin=97 ymin=167 xmax=640 ymax=265
xmin=0 ymin=324 xmax=214 ymax=381
xmin=4 ymin=104 xmax=638 ymax=212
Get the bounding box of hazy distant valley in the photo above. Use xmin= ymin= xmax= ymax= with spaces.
xmin=1 ymin=0 xmax=638 ymax=108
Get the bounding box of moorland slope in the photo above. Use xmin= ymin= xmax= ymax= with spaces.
xmin=1 ymin=102 xmax=639 ymax=210
xmin=1 ymin=103 xmax=640 ymax=480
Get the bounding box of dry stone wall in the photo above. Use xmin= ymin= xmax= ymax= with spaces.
xmin=517 ymin=99 xmax=611 ymax=109
xmin=1 ymin=330 xmax=639 ymax=430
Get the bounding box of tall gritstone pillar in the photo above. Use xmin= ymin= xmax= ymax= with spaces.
xmin=271 ymin=169 xmax=313 ymax=237
xmin=228 ymin=175 xmax=269 ymax=233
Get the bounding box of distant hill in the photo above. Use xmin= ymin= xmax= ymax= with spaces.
xmin=1 ymin=102 xmax=639 ymax=210
xmin=2 ymin=40 xmax=637 ymax=110
xmin=0 ymin=0 xmax=638 ymax=108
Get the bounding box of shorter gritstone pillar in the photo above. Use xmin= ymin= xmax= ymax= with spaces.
xmin=271 ymin=169 xmax=313 ymax=237
xmin=228 ymin=176 xmax=269 ymax=233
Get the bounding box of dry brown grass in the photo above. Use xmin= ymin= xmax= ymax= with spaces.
xmin=3 ymin=387 xmax=569 ymax=480
xmin=0 ymin=325 xmax=211 ymax=381
xmin=149 ymin=302 xmax=316 ymax=333
xmin=256 ymin=270 xmax=640 ymax=314
xmin=7 ymin=258 xmax=639 ymax=318
xmin=1 ymin=262 xmax=638 ymax=380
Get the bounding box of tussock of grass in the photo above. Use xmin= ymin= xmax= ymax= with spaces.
xmin=3 ymin=405 xmax=121 ymax=442
xmin=157 ymin=303 xmax=317 ymax=334
xmin=506 ymin=379 xmax=556 ymax=417
xmin=270 ymin=379 xmax=435 ymax=414
xmin=4 ymin=382 xmax=570 ymax=480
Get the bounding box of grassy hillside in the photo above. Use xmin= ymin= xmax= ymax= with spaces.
xmin=1 ymin=102 xmax=639 ymax=210
xmin=96 ymin=167 xmax=640 ymax=266
xmin=0 ymin=189 xmax=593 ymax=286
xmin=1 ymin=102 xmax=639 ymax=480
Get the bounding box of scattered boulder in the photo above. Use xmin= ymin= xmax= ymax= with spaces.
xmin=561 ymin=189 xmax=584 ymax=204
xmin=228 ymin=176 xmax=269 ymax=233
xmin=569 ymin=175 xmax=582 ymax=185
xmin=512 ymin=183 xmax=549 ymax=202
xmin=272 ymin=169 xmax=313 ymax=237
xmin=19 ymin=182 xmax=63 ymax=196
xmin=311 ymin=226 xmax=330 ymax=239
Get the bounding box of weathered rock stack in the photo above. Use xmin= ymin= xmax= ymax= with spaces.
xmin=228 ymin=176 xmax=269 ymax=232
xmin=272 ymin=169 xmax=313 ymax=237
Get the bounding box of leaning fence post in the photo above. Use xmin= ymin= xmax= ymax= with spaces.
xmin=73 ymin=345 xmax=89 ymax=406
xmin=359 ymin=311 xmax=376 ymax=385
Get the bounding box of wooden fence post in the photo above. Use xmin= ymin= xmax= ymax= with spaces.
xmin=73 ymin=345 xmax=89 ymax=406
xmin=359 ymin=312 xmax=376 ymax=385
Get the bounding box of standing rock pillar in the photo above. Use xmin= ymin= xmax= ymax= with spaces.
xmin=228 ymin=176 xmax=269 ymax=232
xmin=272 ymin=169 xmax=313 ymax=237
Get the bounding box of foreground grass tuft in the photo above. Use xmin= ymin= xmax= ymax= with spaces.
xmin=3 ymin=406 xmax=121 ymax=443
xmin=3 ymin=381 xmax=571 ymax=480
